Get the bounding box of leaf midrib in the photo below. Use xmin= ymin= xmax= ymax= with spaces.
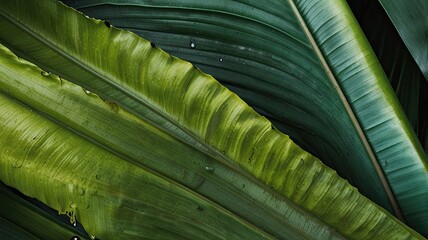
xmin=0 ymin=7 xmax=254 ymax=178
xmin=2 ymin=8 xmax=339 ymax=238
xmin=0 ymin=40 xmax=348 ymax=240
xmin=287 ymin=0 xmax=404 ymax=221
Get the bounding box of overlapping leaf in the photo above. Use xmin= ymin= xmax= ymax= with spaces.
xmin=347 ymin=0 xmax=428 ymax=157
xmin=0 ymin=183 xmax=88 ymax=239
xmin=61 ymin=0 xmax=428 ymax=235
xmin=0 ymin=0 xmax=424 ymax=239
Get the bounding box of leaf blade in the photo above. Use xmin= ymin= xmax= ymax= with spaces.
xmin=60 ymin=0 xmax=428 ymax=234
xmin=0 ymin=1 xmax=424 ymax=238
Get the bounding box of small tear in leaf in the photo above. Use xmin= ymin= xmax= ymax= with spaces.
xmin=104 ymin=20 xmax=111 ymax=28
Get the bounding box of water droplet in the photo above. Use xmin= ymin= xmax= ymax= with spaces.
xmin=90 ymin=235 xmax=96 ymax=240
xmin=205 ymin=166 xmax=215 ymax=172
xmin=73 ymin=222 xmax=77 ymax=227
xmin=70 ymin=203 xmax=76 ymax=209
xmin=219 ymin=58 xmax=223 ymax=62
xmin=78 ymin=188 xmax=85 ymax=196
xmin=41 ymin=71 xmax=50 ymax=76
xmin=95 ymin=174 xmax=101 ymax=180
xmin=84 ymin=89 xmax=92 ymax=94
xmin=70 ymin=236 xmax=80 ymax=240
xmin=190 ymin=42 xmax=195 ymax=48
xmin=242 ymin=184 xmax=245 ymax=188
xmin=12 ymin=161 xmax=22 ymax=168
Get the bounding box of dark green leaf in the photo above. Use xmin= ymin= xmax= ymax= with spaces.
xmin=60 ymin=0 xmax=428 ymax=235
xmin=0 ymin=1 xmax=424 ymax=238
xmin=378 ymin=0 xmax=428 ymax=82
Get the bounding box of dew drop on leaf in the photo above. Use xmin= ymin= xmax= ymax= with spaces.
xmin=12 ymin=161 xmax=22 ymax=168
xmin=78 ymin=188 xmax=85 ymax=196
xmin=205 ymin=166 xmax=215 ymax=172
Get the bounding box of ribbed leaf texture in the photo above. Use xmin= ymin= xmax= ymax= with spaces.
xmin=0 ymin=183 xmax=88 ymax=240
xmin=60 ymin=0 xmax=428 ymax=235
xmin=0 ymin=0 xmax=425 ymax=239
xmin=347 ymin=0 xmax=428 ymax=159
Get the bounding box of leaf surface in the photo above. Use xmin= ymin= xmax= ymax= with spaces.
xmin=0 ymin=1 xmax=424 ymax=239
xmin=0 ymin=183 xmax=88 ymax=239
xmin=60 ymin=0 xmax=428 ymax=234
xmin=377 ymin=0 xmax=428 ymax=82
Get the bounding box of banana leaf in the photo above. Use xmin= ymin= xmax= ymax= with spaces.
xmin=0 ymin=183 xmax=89 ymax=239
xmin=0 ymin=217 xmax=38 ymax=240
xmin=0 ymin=0 xmax=424 ymax=239
xmin=0 ymin=41 xmax=345 ymax=239
xmin=347 ymin=0 xmax=428 ymax=157
xmin=59 ymin=0 xmax=428 ymax=234
xmin=377 ymin=0 xmax=428 ymax=82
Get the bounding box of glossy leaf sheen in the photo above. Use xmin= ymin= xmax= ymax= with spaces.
xmin=347 ymin=0 xmax=428 ymax=170
xmin=0 ymin=43 xmax=344 ymax=240
xmin=0 ymin=1 xmax=423 ymax=239
xmin=62 ymin=0 xmax=428 ymax=234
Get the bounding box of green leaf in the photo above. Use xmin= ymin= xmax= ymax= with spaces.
xmin=0 ymin=45 xmax=280 ymax=239
xmin=0 ymin=42 xmax=343 ymax=240
xmin=0 ymin=217 xmax=38 ymax=240
xmin=347 ymin=0 xmax=428 ymax=165
xmin=0 ymin=183 xmax=89 ymax=239
xmin=59 ymin=0 xmax=428 ymax=235
xmin=378 ymin=0 xmax=428 ymax=82
xmin=0 ymin=1 xmax=423 ymax=239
